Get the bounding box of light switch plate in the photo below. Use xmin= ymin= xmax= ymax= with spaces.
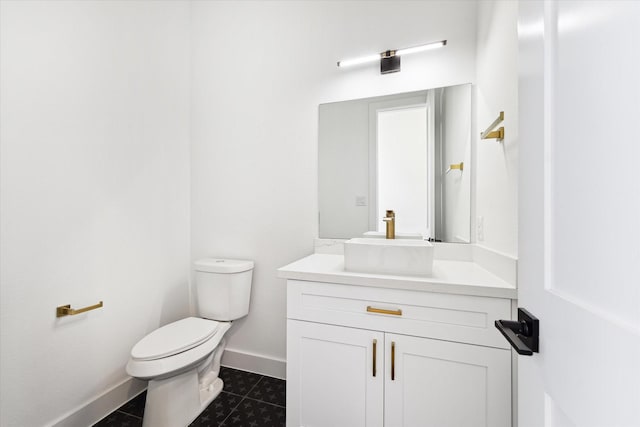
xmin=477 ymin=216 xmax=484 ymax=241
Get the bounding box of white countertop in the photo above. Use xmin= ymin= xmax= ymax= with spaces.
xmin=278 ymin=253 xmax=517 ymax=299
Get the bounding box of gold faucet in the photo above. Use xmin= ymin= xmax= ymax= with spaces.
xmin=383 ymin=210 xmax=395 ymax=239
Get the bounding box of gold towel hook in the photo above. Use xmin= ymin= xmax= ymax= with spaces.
xmin=446 ymin=162 xmax=464 ymax=173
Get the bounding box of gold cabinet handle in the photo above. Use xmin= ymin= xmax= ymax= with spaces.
xmin=391 ymin=341 xmax=396 ymax=381
xmin=56 ymin=301 xmax=103 ymax=317
xmin=372 ymin=339 xmax=377 ymax=377
xmin=366 ymin=306 xmax=402 ymax=316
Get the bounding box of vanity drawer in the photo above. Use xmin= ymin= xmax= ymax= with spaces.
xmin=287 ymin=280 xmax=511 ymax=349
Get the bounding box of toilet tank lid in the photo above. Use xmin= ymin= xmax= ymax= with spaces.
xmin=131 ymin=317 xmax=220 ymax=361
xmin=194 ymin=258 xmax=254 ymax=274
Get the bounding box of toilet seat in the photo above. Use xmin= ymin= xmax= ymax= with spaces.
xmin=127 ymin=318 xmax=231 ymax=380
xmin=131 ymin=317 xmax=220 ymax=361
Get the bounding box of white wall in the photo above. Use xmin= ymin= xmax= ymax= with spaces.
xmin=442 ymin=84 xmax=472 ymax=242
xmin=191 ymin=0 xmax=478 ymax=375
xmin=0 ymin=1 xmax=191 ymax=425
xmin=475 ymin=1 xmax=519 ymax=256
xmin=318 ymin=100 xmax=370 ymax=238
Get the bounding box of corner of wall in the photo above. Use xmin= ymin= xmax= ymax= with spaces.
xmin=473 ymin=0 xmax=519 ymax=258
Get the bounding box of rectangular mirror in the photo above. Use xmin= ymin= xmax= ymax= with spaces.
xmin=318 ymin=83 xmax=471 ymax=243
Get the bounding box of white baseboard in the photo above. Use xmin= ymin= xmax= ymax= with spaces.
xmin=221 ymin=347 xmax=286 ymax=380
xmin=50 ymin=377 xmax=146 ymax=427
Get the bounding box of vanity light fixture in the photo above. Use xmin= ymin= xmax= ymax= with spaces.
xmin=337 ymin=40 xmax=447 ymax=74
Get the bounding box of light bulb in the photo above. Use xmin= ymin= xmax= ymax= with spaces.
xmin=396 ymin=40 xmax=447 ymax=56
xmin=337 ymin=54 xmax=381 ymax=68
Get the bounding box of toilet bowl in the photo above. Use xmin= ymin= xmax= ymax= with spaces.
xmin=126 ymin=258 xmax=253 ymax=427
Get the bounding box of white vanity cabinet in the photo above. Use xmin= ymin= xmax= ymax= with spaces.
xmin=287 ymin=320 xmax=384 ymax=427
xmin=286 ymin=279 xmax=513 ymax=427
xmin=384 ymin=333 xmax=510 ymax=427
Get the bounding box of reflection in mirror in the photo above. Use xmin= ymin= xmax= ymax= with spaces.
xmin=318 ymin=83 xmax=471 ymax=243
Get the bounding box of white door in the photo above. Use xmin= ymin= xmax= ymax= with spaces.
xmin=517 ymin=2 xmax=640 ymax=426
xmin=286 ymin=320 xmax=384 ymax=427
xmin=367 ymin=95 xmax=433 ymax=236
xmin=376 ymin=106 xmax=429 ymax=235
xmin=384 ymin=333 xmax=511 ymax=427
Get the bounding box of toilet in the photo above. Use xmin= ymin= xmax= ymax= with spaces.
xmin=126 ymin=258 xmax=254 ymax=427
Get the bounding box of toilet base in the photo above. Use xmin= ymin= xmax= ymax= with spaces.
xmin=142 ymin=371 xmax=224 ymax=427
xmin=141 ymin=341 xmax=227 ymax=427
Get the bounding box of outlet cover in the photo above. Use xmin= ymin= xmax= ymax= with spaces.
xmin=477 ymin=216 xmax=485 ymax=241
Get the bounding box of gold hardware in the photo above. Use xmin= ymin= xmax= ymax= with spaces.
xmin=373 ymin=339 xmax=377 ymax=377
xmin=56 ymin=301 xmax=103 ymax=317
xmin=446 ymin=162 xmax=464 ymax=173
xmin=481 ymin=111 xmax=505 ymax=141
xmin=483 ymin=127 xmax=504 ymax=140
xmin=382 ymin=210 xmax=395 ymax=239
xmin=391 ymin=341 xmax=396 ymax=381
xmin=367 ymin=306 xmax=402 ymax=316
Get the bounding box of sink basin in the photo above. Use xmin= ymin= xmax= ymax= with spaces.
xmin=344 ymin=238 xmax=434 ymax=276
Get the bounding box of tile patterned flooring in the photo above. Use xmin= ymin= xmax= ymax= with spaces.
xmin=94 ymin=367 xmax=286 ymax=427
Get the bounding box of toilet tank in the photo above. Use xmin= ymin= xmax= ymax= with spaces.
xmin=194 ymin=258 xmax=254 ymax=321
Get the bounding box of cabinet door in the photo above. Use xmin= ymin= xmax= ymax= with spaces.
xmin=287 ymin=320 xmax=384 ymax=427
xmin=384 ymin=334 xmax=511 ymax=427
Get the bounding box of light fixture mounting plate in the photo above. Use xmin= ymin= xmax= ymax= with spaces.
xmin=381 ymin=54 xmax=400 ymax=74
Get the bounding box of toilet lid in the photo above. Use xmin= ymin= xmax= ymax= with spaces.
xmin=131 ymin=317 xmax=220 ymax=361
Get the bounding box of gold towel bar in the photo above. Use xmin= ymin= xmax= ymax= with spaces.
xmin=481 ymin=111 xmax=505 ymax=141
xmin=56 ymin=301 xmax=103 ymax=317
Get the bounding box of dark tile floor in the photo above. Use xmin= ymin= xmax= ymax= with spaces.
xmin=94 ymin=367 xmax=286 ymax=427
